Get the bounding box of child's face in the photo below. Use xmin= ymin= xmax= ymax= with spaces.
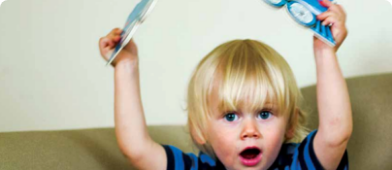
xmin=205 ymin=82 xmax=290 ymax=170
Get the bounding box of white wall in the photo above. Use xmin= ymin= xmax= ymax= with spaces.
xmin=0 ymin=0 xmax=391 ymax=132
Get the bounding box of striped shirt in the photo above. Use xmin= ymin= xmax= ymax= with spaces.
xmin=162 ymin=130 xmax=349 ymax=170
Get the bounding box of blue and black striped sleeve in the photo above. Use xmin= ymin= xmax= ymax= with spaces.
xmin=162 ymin=145 xmax=217 ymax=170
xmin=291 ymin=130 xmax=349 ymax=170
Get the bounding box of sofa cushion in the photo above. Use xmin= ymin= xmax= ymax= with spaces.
xmin=0 ymin=128 xmax=130 ymax=170
xmin=301 ymin=72 xmax=392 ymax=170
xmin=1 ymin=73 xmax=391 ymax=170
xmin=0 ymin=126 xmax=196 ymax=170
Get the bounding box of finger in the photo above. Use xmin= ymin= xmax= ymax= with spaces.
xmin=101 ymin=36 xmax=118 ymax=48
xmin=107 ymin=28 xmax=123 ymax=37
xmin=321 ymin=17 xmax=337 ymax=26
xmin=99 ymin=37 xmax=111 ymax=48
xmin=317 ymin=11 xmax=334 ymax=21
xmin=318 ymin=12 xmax=344 ymax=26
xmin=99 ymin=37 xmax=116 ymax=56
xmin=104 ymin=28 xmax=123 ymax=46
xmin=327 ymin=4 xmax=344 ymax=14
xmin=320 ymin=0 xmax=344 ymax=15
xmin=107 ymin=33 xmax=122 ymax=44
xmin=113 ymin=28 xmax=123 ymax=34
xmin=113 ymin=35 xmax=121 ymax=42
xmin=99 ymin=38 xmax=110 ymax=56
xmin=319 ymin=0 xmax=334 ymax=8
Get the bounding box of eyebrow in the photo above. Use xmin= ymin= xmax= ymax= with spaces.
xmin=217 ymin=102 xmax=278 ymax=112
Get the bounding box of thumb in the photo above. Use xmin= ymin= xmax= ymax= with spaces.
xmin=319 ymin=0 xmax=333 ymax=8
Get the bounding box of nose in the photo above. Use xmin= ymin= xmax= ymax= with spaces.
xmin=240 ymin=119 xmax=261 ymax=140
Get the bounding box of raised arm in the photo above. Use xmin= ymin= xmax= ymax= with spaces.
xmin=312 ymin=0 xmax=352 ymax=169
xmin=99 ymin=28 xmax=166 ymax=170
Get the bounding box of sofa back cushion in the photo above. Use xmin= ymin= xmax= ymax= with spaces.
xmin=1 ymin=73 xmax=391 ymax=170
xmin=301 ymin=73 xmax=392 ymax=170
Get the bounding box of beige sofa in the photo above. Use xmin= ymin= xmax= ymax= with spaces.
xmin=1 ymin=73 xmax=391 ymax=170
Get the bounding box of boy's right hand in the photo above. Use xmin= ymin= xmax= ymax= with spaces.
xmin=99 ymin=28 xmax=139 ymax=67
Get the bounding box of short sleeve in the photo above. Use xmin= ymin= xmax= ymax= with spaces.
xmin=290 ymin=130 xmax=349 ymax=170
xmin=162 ymin=145 xmax=220 ymax=170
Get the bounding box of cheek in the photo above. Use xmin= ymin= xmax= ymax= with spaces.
xmin=208 ymin=120 xmax=238 ymax=145
xmin=261 ymin=121 xmax=287 ymax=159
xmin=263 ymin=120 xmax=287 ymax=143
xmin=209 ymin=124 xmax=236 ymax=151
xmin=207 ymin=123 xmax=240 ymax=165
xmin=265 ymin=129 xmax=285 ymax=145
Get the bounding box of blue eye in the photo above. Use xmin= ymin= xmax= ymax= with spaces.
xmin=224 ymin=113 xmax=238 ymax=122
xmin=258 ymin=111 xmax=271 ymax=120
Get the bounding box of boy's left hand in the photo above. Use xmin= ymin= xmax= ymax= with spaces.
xmin=314 ymin=0 xmax=348 ymax=54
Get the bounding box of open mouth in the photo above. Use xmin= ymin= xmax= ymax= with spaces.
xmin=240 ymin=147 xmax=261 ymax=159
xmin=239 ymin=147 xmax=262 ymax=166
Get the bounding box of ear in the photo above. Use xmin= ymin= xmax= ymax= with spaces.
xmin=285 ymin=107 xmax=299 ymax=140
xmin=190 ymin=126 xmax=207 ymax=145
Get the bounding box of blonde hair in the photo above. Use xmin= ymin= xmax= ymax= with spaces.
xmin=186 ymin=39 xmax=308 ymax=158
